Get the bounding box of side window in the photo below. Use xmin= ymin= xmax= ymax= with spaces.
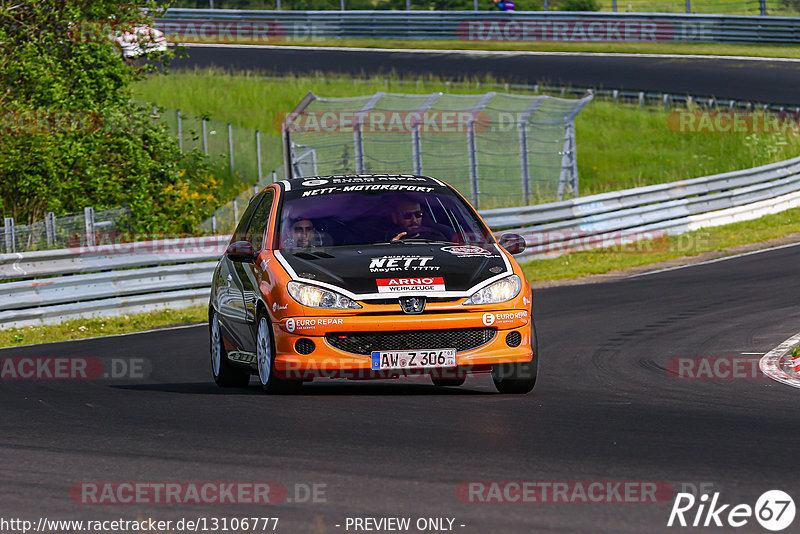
xmin=244 ymin=189 xmax=274 ymax=251
xmin=232 ymin=193 xmax=263 ymax=244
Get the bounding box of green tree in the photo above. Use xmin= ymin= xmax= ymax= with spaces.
xmin=0 ymin=0 xmax=221 ymax=233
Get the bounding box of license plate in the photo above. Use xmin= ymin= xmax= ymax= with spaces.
xmin=371 ymin=349 xmax=457 ymax=370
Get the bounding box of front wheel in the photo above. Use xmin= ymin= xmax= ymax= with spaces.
xmin=492 ymin=322 xmax=538 ymax=394
xmin=256 ymin=313 xmax=302 ymax=394
xmin=210 ymin=311 xmax=250 ymax=388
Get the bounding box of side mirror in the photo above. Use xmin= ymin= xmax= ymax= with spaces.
xmin=499 ymin=233 xmax=526 ymax=255
xmin=225 ymin=241 xmax=258 ymax=263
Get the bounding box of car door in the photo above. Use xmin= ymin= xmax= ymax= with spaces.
xmin=228 ymin=189 xmax=275 ymax=353
xmin=217 ymin=192 xmax=265 ymax=352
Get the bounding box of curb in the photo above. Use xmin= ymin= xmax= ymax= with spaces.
xmin=759 ymin=332 xmax=800 ymax=389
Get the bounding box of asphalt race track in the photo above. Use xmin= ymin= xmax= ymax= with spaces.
xmin=2 ymin=244 xmax=800 ymax=533
xmin=172 ymin=45 xmax=800 ymax=105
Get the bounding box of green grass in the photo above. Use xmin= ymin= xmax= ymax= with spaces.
xmin=0 ymin=307 xmax=206 ymax=349
xmin=520 ymin=205 xmax=800 ymax=282
xmin=133 ymin=69 xmax=800 ymax=197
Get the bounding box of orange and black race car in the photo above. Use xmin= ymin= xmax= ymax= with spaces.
xmin=208 ymin=174 xmax=537 ymax=394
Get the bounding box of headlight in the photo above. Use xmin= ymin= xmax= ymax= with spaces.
xmin=287 ymin=281 xmax=361 ymax=309
xmin=463 ymin=275 xmax=521 ymax=305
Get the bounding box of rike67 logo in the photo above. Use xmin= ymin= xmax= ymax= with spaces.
xmin=668 ymin=490 xmax=795 ymax=531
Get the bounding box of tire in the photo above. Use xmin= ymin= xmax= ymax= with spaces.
xmin=210 ymin=311 xmax=250 ymax=388
xmin=492 ymin=321 xmax=538 ymax=394
xmin=431 ymin=377 xmax=466 ymax=387
xmin=256 ymin=312 xmax=302 ymax=394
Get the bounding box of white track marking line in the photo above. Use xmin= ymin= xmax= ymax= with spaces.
xmin=0 ymin=323 xmax=205 ymax=351
xmin=760 ymin=332 xmax=800 ymax=389
xmin=178 ymin=43 xmax=800 ymax=63
xmin=626 ymin=240 xmax=800 ymax=279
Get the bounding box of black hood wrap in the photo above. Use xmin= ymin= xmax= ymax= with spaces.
xmin=277 ymin=243 xmax=511 ymax=299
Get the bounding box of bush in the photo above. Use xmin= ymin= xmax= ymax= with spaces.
xmin=0 ymin=0 xmax=223 ymax=234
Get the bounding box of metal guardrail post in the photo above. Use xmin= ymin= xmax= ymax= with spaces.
xmin=202 ymin=119 xmax=208 ymax=154
xmin=272 ymin=171 xmax=277 ymax=183
xmin=612 ymin=0 xmax=617 ymax=11
xmin=4 ymin=218 xmax=14 ymax=254
xmin=467 ymin=118 xmax=479 ymax=208
xmin=84 ymin=207 xmax=95 ymax=246
xmin=228 ymin=123 xmax=234 ymax=171
xmin=256 ymin=130 xmax=263 ymax=183
xmin=177 ymin=109 xmax=182 ymax=151
xmin=760 ymin=0 xmax=766 ymax=15
xmin=233 ymin=199 xmax=238 ymax=226
xmin=685 ymin=0 xmax=691 ymax=12
xmin=45 ymin=212 xmax=56 ymax=248
xmin=639 ymin=92 xmax=645 ymax=108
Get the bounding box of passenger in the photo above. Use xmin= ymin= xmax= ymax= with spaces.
xmin=290 ymin=217 xmax=317 ymax=247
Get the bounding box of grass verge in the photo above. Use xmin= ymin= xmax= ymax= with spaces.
xmin=178 ymin=38 xmax=800 ymax=60
xmin=0 ymin=306 xmax=206 ymax=349
xmin=521 ymin=205 xmax=800 ymax=282
xmin=134 ymin=69 xmax=800 ymax=196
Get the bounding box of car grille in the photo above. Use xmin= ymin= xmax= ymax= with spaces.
xmin=325 ymin=328 xmax=496 ymax=355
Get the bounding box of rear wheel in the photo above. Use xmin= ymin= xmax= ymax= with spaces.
xmin=492 ymin=322 xmax=538 ymax=394
xmin=256 ymin=313 xmax=302 ymax=394
xmin=210 ymin=311 xmax=250 ymax=388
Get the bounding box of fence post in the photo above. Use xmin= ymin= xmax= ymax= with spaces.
xmin=685 ymin=0 xmax=691 ymax=12
xmin=3 ymin=217 xmax=14 ymax=253
xmin=411 ymin=124 xmax=422 ymax=175
xmin=84 ymin=207 xmax=95 ymax=246
xmin=177 ymin=109 xmax=182 ymax=151
xmin=256 ymin=130 xmax=263 ymax=183
xmin=233 ymin=199 xmax=239 ymax=226
xmin=663 ymin=94 xmax=670 ymax=111
xmin=466 ymin=118 xmax=480 ymax=208
xmin=518 ymin=120 xmax=530 ymax=206
xmin=272 ymin=171 xmax=277 ymax=183
xmin=353 ymin=115 xmax=365 ymax=174
xmin=45 ymin=212 xmax=56 ymax=248
xmin=228 ymin=123 xmax=234 ymax=171
xmin=212 ymin=215 xmax=217 ymax=234
xmin=152 ymin=105 xmax=158 ymax=125
xmin=760 ymin=0 xmax=766 ymax=15
xmin=612 ymin=0 xmax=617 ymax=11
xmin=202 ymin=119 xmax=208 ymax=154
xmin=558 ymin=122 xmax=578 ymax=200
xmin=638 ymin=92 xmax=645 ymax=108
xmin=544 ymin=0 xmax=548 ymax=10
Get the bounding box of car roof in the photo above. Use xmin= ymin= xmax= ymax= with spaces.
xmin=280 ymin=174 xmax=450 ymax=192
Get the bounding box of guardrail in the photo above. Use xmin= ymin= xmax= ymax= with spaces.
xmin=157 ymin=9 xmax=800 ymax=44
xmin=3 ymin=154 xmax=800 ymax=328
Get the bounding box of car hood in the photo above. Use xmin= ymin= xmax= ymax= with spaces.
xmin=276 ymin=243 xmax=512 ymax=298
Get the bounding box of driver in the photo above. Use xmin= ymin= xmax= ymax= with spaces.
xmin=389 ymin=198 xmax=446 ymax=242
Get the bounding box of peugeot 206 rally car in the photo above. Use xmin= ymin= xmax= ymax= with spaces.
xmin=208 ymin=174 xmax=537 ymax=394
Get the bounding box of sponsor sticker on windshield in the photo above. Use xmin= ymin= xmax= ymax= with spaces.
xmin=376 ymin=277 xmax=445 ymax=293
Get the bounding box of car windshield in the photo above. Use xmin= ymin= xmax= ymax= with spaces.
xmin=276 ymin=187 xmax=492 ymax=249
